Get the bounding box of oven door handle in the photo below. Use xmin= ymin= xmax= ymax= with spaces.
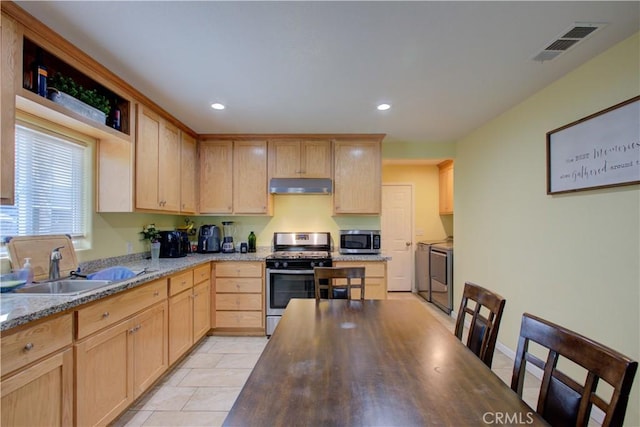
xmin=266 ymin=269 xmax=316 ymax=275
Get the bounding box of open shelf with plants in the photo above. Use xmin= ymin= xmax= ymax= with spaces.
xmin=21 ymin=37 xmax=131 ymax=137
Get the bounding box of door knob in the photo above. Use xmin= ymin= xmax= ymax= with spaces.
xmin=406 ymin=242 xmax=411 ymax=247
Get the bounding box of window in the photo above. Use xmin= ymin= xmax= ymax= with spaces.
xmin=0 ymin=123 xmax=90 ymax=244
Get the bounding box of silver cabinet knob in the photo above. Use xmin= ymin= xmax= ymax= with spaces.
xmin=24 ymin=342 xmax=34 ymax=351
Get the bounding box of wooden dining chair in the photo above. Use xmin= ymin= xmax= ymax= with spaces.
xmin=454 ymin=282 xmax=506 ymax=368
xmin=511 ymin=313 xmax=638 ymax=427
xmin=314 ymin=267 xmax=365 ymax=301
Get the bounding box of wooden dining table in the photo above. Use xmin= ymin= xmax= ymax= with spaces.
xmin=224 ymin=299 xmax=547 ymax=426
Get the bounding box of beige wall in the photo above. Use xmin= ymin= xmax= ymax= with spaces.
xmin=455 ymin=32 xmax=639 ymax=424
xmin=382 ymin=164 xmax=452 ymax=241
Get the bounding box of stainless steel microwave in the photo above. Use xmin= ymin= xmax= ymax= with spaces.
xmin=339 ymin=230 xmax=381 ymax=254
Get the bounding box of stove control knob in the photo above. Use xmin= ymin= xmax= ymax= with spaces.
xmin=274 ymin=261 xmax=280 ymax=269
xmin=318 ymin=261 xmax=325 ymax=267
xmin=310 ymin=261 xmax=316 ymax=268
xmin=283 ymin=261 xmax=288 ymax=269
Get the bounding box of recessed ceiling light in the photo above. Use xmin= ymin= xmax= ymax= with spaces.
xmin=211 ymin=103 xmax=225 ymax=110
xmin=377 ymin=103 xmax=391 ymax=111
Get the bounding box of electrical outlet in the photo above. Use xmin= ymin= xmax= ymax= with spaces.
xmin=126 ymin=242 xmax=133 ymax=254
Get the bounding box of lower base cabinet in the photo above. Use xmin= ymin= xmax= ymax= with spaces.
xmin=1 ymin=348 xmax=73 ymax=427
xmin=334 ymin=261 xmax=387 ymax=300
xmin=75 ymin=302 xmax=168 ymax=426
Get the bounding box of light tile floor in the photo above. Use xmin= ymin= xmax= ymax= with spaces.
xmin=112 ymin=292 xmax=548 ymax=427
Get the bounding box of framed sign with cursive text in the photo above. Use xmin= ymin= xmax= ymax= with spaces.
xmin=547 ymin=96 xmax=640 ymax=194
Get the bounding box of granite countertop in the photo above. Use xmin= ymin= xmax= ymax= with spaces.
xmin=0 ymin=251 xmax=267 ymax=332
xmin=0 ymin=250 xmax=389 ymax=332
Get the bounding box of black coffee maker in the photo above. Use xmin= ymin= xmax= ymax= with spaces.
xmin=158 ymin=231 xmax=188 ymax=258
xmin=197 ymin=225 xmax=221 ymax=253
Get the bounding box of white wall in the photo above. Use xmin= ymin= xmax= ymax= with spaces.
xmin=455 ymin=32 xmax=639 ymax=425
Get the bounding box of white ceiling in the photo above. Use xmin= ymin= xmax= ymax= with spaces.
xmin=15 ymin=1 xmax=640 ymax=144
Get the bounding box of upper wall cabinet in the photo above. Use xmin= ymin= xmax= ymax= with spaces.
xmin=438 ymin=160 xmax=454 ymax=215
xmin=1 ymin=12 xmax=19 ymax=205
xmin=199 ymin=140 xmax=233 ymax=214
xmin=333 ymin=138 xmax=382 ymax=215
xmin=199 ymin=139 xmax=270 ymax=215
xmin=234 ymin=140 xmax=269 ymax=214
xmin=135 ymin=104 xmax=181 ymax=213
xmin=180 ymin=133 xmax=197 ymax=214
xmin=268 ymin=139 xmax=332 ymax=179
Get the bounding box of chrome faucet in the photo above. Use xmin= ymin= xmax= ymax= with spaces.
xmin=49 ymin=246 xmax=64 ymax=280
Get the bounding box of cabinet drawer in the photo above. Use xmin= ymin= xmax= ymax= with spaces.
xmin=216 ymin=277 xmax=262 ymax=293
xmin=352 ymin=277 xmax=386 ymax=300
xmin=215 ymin=311 xmax=263 ymax=328
xmin=215 ymin=262 xmax=263 ymax=278
xmin=335 ymin=261 xmax=386 ymax=277
xmin=169 ymin=270 xmax=193 ymax=296
xmin=216 ymin=293 xmax=262 ymax=311
xmin=77 ymin=279 xmax=167 ymax=339
xmin=1 ymin=313 xmax=73 ymax=376
xmin=194 ymin=263 xmax=211 ymax=284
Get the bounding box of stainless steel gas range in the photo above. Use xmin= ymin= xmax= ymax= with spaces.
xmin=265 ymin=232 xmax=332 ymax=336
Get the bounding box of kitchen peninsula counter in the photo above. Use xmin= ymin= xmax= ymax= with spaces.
xmin=0 ymin=251 xmax=268 ymax=332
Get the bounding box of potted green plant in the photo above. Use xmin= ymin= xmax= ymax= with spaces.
xmin=47 ymin=72 xmax=111 ymax=125
xmin=140 ymin=224 xmax=161 ymax=264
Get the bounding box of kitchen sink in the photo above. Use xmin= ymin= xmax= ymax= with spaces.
xmin=15 ymin=279 xmax=113 ymax=295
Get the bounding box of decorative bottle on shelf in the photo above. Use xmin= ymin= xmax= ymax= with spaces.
xmin=111 ymin=99 xmax=121 ymax=131
xmin=248 ymin=231 xmax=256 ymax=253
xmin=31 ymin=48 xmax=48 ymax=97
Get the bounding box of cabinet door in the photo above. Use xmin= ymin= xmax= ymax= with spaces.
xmin=158 ymin=121 xmax=181 ymax=212
xmin=233 ymin=140 xmax=268 ymax=214
xmin=75 ymin=320 xmax=133 ymax=427
xmin=180 ymin=133 xmax=197 ymax=213
xmin=301 ymin=140 xmax=332 ymax=178
xmin=1 ymin=13 xmax=18 ymax=205
xmin=438 ymin=160 xmax=454 ymax=215
xmin=193 ymin=280 xmax=211 ymax=341
xmin=135 ymin=105 xmax=160 ymax=210
xmin=269 ymin=140 xmax=301 ymax=178
xmin=1 ymin=348 xmax=73 ymax=427
xmin=169 ymin=290 xmax=193 ymax=365
xmin=199 ymin=140 xmax=233 ymax=213
xmin=334 ymin=140 xmax=381 ymax=214
xmin=132 ymin=302 xmax=168 ymax=397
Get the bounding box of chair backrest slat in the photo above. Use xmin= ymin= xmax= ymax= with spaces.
xmin=314 ymin=267 xmax=366 ymax=301
xmin=511 ymin=313 xmax=638 ymax=427
xmin=454 ymin=282 xmax=506 ymax=368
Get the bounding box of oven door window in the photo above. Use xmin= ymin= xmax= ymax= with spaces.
xmin=269 ymin=271 xmax=315 ymax=310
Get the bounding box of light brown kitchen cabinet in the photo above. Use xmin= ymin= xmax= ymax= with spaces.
xmin=180 ymin=132 xmax=198 ymax=213
xmin=199 ymin=140 xmax=233 ymax=213
xmin=334 ymin=261 xmax=387 ymax=300
xmin=438 ymin=160 xmax=454 ymax=215
xmin=75 ymin=279 xmax=168 ymax=427
xmin=333 ymin=139 xmax=382 ymax=214
xmin=214 ymin=262 xmax=264 ymax=334
xmin=76 ymin=301 xmax=168 ymax=427
xmin=200 ymin=139 xmax=270 ymax=215
xmin=168 ymin=264 xmax=211 ymax=365
xmin=234 ymin=140 xmax=269 ymax=214
xmin=1 ymin=348 xmax=73 ymax=427
xmin=136 ymin=104 xmax=181 ymax=212
xmin=269 ymin=139 xmax=332 ymax=178
xmin=1 ymin=313 xmax=73 ymax=427
xmin=0 ymin=12 xmax=18 ymax=205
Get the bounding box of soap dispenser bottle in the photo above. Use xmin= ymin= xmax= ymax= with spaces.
xmin=22 ymin=258 xmax=34 ymax=285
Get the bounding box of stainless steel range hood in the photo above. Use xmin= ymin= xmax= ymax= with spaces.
xmin=269 ymin=178 xmax=332 ymax=194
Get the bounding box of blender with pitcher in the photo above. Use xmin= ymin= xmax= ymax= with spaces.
xmin=221 ymin=221 xmax=236 ymax=253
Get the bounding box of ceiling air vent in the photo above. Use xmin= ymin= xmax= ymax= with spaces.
xmin=532 ymin=22 xmax=605 ymax=62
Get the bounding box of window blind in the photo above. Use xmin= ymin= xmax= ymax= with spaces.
xmin=0 ymin=124 xmax=87 ymax=239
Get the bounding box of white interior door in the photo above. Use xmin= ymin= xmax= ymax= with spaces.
xmin=382 ymin=184 xmax=413 ymax=291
